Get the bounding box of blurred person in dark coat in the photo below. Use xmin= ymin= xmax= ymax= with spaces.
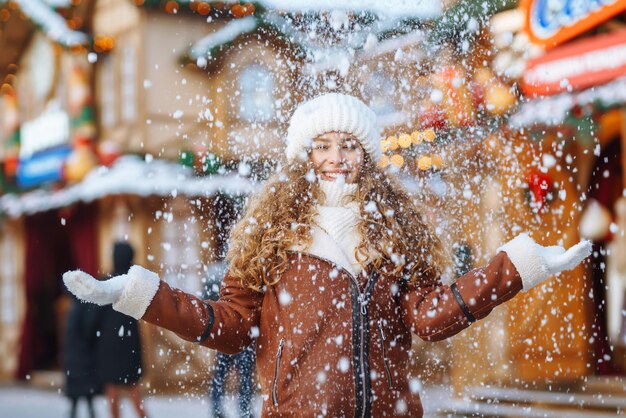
xmin=204 ymin=263 xmax=256 ymax=418
xmin=63 ymin=293 xmax=102 ymax=418
xmin=96 ymin=242 xmax=149 ymax=418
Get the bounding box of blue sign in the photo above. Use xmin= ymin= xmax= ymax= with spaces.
xmin=527 ymin=0 xmax=626 ymax=45
xmin=533 ymin=0 xmax=607 ymax=35
xmin=17 ymin=145 xmax=72 ymax=188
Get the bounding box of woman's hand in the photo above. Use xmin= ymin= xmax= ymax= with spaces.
xmin=63 ymin=270 xmax=127 ymax=305
xmin=63 ymin=266 xmax=161 ymax=319
xmin=539 ymin=241 xmax=593 ymax=275
xmin=498 ymin=233 xmax=592 ymax=291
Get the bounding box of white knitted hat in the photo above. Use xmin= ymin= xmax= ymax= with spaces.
xmin=285 ymin=93 xmax=381 ymax=163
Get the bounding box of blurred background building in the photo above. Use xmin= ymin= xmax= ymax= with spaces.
xmin=2 ymin=0 xmax=626 ymax=415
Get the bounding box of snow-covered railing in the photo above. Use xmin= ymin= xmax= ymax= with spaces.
xmin=509 ymin=76 xmax=626 ymax=129
xmin=0 ymin=156 xmax=257 ymax=218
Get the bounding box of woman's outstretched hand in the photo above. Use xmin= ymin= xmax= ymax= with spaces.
xmin=498 ymin=233 xmax=592 ymax=292
xmin=63 ymin=270 xmax=127 ymax=305
xmin=539 ymin=240 xmax=593 ymax=275
xmin=63 ymin=266 xmax=161 ymax=319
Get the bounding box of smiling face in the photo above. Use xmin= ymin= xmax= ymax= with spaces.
xmin=310 ymin=131 xmax=364 ymax=184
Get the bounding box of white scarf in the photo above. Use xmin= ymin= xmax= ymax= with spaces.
xmin=291 ymin=179 xmax=366 ymax=277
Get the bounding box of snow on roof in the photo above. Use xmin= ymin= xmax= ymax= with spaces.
xmin=190 ymin=16 xmax=259 ymax=60
xmin=258 ymin=0 xmax=441 ymax=19
xmin=187 ymin=8 xmax=428 ymax=74
xmin=509 ymin=76 xmax=626 ymax=129
xmin=15 ymin=0 xmax=89 ymax=47
xmin=0 ymin=156 xmax=257 ymax=218
xmin=40 ymin=0 xmax=71 ymax=7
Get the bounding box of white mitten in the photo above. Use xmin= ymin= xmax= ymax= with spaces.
xmin=63 ymin=265 xmax=160 ymax=319
xmin=498 ymin=233 xmax=592 ymax=292
xmin=63 ymin=270 xmax=127 ymax=305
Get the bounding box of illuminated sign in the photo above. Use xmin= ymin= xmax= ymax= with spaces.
xmin=16 ymin=145 xmax=71 ymax=188
xmin=521 ymin=29 xmax=626 ymax=96
xmin=522 ymin=0 xmax=626 ymax=48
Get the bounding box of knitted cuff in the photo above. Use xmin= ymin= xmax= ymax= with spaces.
xmin=112 ymin=265 xmax=160 ymax=319
xmin=497 ymin=233 xmax=550 ymax=292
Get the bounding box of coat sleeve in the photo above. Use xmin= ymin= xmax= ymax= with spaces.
xmin=400 ymin=251 xmax=523 ymax=342
xmin=141 ymin=273 xmax=263 ymax=354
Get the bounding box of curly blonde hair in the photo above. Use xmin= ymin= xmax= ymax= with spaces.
xmin=226 ymin=154 xmax=449 ymax=291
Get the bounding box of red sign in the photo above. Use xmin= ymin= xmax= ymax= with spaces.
xmin=521 ymin=29 xmax=626 ymax=96
xmin=521 ymin=0 xmax=626 ymax=48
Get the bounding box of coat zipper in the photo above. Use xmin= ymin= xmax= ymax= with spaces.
xmin=272 ymin=337 xmax=285 ymax=407
xmin=351 ymin=273 xmax=377 ymax=418
xmin=378 ymin=319 xmax=393 ymax=388
xmin=356 ymin=281 xmax=367 ymax=418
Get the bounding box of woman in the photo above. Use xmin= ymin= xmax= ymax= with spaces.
xmin=95 ymin=242 xmax=149 ymax=418
xmin=63 ymin=293 xmax=101 ymax=418
xmin=64 ymin=93 xmax=591 ymax=417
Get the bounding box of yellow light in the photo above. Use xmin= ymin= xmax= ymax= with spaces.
xmin=398 ymin=133 xmax=412 ymax=148
xmin=411 ymin=131 xmax=423 ymax=145
xmin=231 ymin=3 xmax=245 ymax=17
xmin=418 ymin=155 xmax=432 ymax=170
xmin=387 ymin=136 xmax=399 ymax=151
xmin=485 ymin=85 xmax=516 ymax=116
xmin=423 ymin=129 xmax=436 ymax=142
xmin=197 ymin=2 xmax=211 ymax=15
xmin=390 ymin=154 xmax=404 ymax=168
xmin=431 ymin=154 xmax=444 ymax=168
xmin=378 ymin=155 xmax=390 ymax=168
xmin=380 ymin=139 xmax=390 ymax=153
xmin=164 ymin=1 xmax=179 ymax=14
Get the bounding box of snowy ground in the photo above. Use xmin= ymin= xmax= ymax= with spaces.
xmin=0 ymin=384 xmax=452 ymax=418
xmin=0 ymin=384 xmax=257 ymax=418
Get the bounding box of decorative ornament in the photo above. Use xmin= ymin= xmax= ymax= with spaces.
xmin=196 ymin=2 xmax=211 ymax=15
xmin=178 ymin=149 xmax=195 ymax=168
xmin=3 ymin=153 xmax=18 ymax=178
xmin=242 ymin=3 xmax=255 ymax=15
xmin=579 ymin=199 xmax=612 ymax=241
xmin=485 ymin=84 xmax=516 ymax=116
xmin=472 ymin=67 xmax=518 ymax=116
xmin=431 ymin=65 xmax=475 ymax=128
xmin=230 ymin=3 xmax=252 ymax=18
xmin=68 ymin=64 xmax=91 ymax=116
xmin=164 ymin=1 xmax=179 ymax=14
xmin=565 ymin=104 xmax=597 ymax=145
xmin=98 ymin=140 xmax=121 ymax=167
xmin=93 ymin=35 xmax=116 ymax=53
xmin=418 ymin=101 xmax=446 ymax=130
xmin=524 ymin=169 xmax=553 ymax=212
xmin=64 ymin=139 xmax=99 ymax=183
xmin=194 ymin=146 xmax=221 ymax=175
xmin=471 ymin=67 xmax=492 ymax=107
